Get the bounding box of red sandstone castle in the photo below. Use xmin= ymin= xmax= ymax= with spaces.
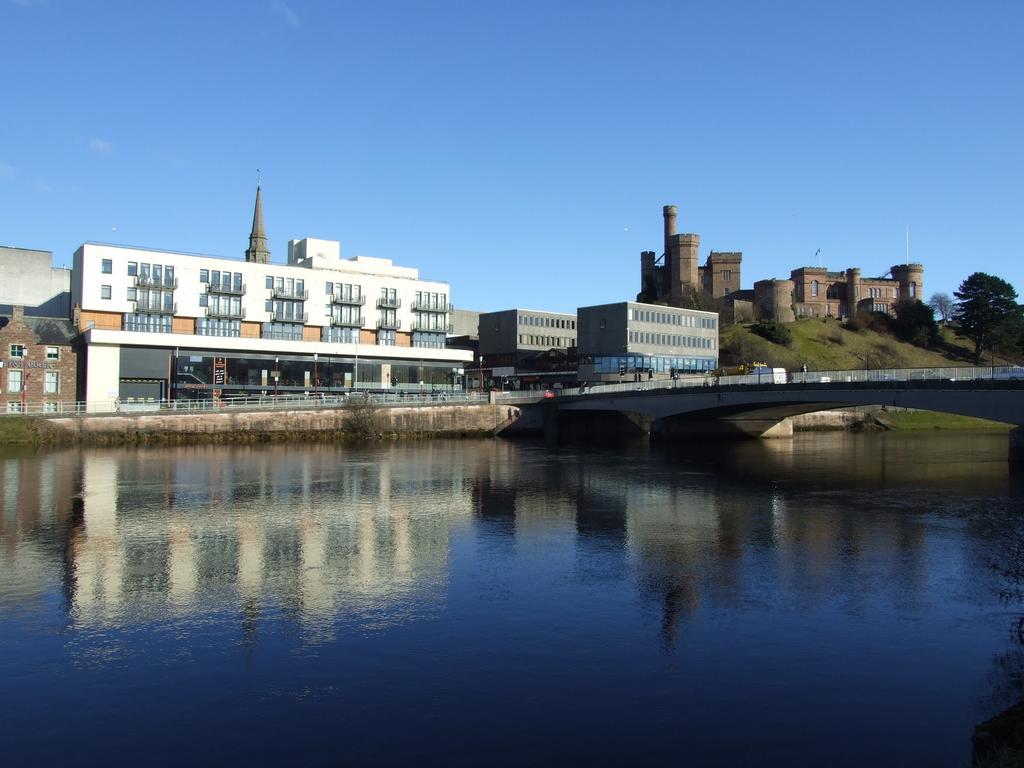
xmin=638 ymin=204 xmax=924 ymax=321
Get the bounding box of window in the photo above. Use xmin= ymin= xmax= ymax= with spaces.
xmin=101 ymin=285 xmax=112 ymax=300
xmin=200 ymin=269 xmax=210 ymax=283
xmin=44 ymin=371 xmax=59 ymax=394
xmin=910 ymin=283 xmax=917 ymax=298
xmin=326 ymin=281 xmax=334 ymax=295
xmin=127 ymin=287 xmax=137 ymax=301
xmin=127 ymin=262 xmax=138 ymax=276
xmin=6 ymin=402 xmax=22 ymax=414
xmin=378 ymin=329 xmax=397 ymax=346
xmin=101 ymin=259 xmax=112 ymax=274
xmin=266 ymin=276 xmax=274 ymax=289
xmin=46 ymin=346 xmax=59 ymax=360
xmin=811 ymin=280 xmax=820 ymax=297
xmin=199 ymin=294 xmax=209 ymax=307
xmin=9 ymin=344 xmax=26 ymax=358
xmin=723 ymin=270 xmax=732 ymax=281
xmin=8 ymin=370 xmax=23 ymax=393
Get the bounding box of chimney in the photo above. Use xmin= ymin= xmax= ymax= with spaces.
xmin=12 ymin=305 xmax=24 ymax=321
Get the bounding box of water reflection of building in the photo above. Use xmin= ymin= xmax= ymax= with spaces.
xmin=55 ymin=447 xmax=475 ymax=635
xmin=2 ymin=436 xmax=1003 ymax=649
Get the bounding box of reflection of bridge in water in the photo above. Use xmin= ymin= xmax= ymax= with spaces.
xmin=502 ymin=373 xmax=1024 ymax=458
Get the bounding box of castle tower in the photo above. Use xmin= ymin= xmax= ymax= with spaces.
xmin=663 ymin=205 xmax=677 ymax=256
xmin=890 ymin=263 xmax=924 ymax=302
xmin=754 ymin=279 xmax=796 ymax=323
xmin=669 ymin=233 xmax=700 ymax=302
xmin=639 ymin=250 xmax=658 ymax=301
xmin=244 ymin=185 xmax=270 ymax=264
xmin=845 ymin=268 xmax=861 ymax=316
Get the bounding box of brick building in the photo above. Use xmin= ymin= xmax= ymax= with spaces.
xmin=1 ymin=306 xmax=79 ymax=413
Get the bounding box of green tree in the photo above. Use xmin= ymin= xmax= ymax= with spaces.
xmin=991 ymin=313 xmax=1024 ymax=363
xmin=953 ymin=273 xmax=1023 ymax=363
xmin=891 ymin=299 xmax=939 ymax=348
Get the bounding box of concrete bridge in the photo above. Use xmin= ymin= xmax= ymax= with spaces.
xmin=501 ymin=375 xmax=1024 ymax=459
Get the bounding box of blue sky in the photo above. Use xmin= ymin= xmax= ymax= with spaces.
xmin=2 ymin=0 xmax=1022 ymax=313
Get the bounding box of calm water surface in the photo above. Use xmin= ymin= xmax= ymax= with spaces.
xmin=2 ymin=433 xmax=1023 ymax=766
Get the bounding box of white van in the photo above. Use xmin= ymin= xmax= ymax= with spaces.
xmin=993 ymin=366 xmax=1024 ymax=381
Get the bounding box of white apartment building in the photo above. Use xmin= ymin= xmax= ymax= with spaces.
xmin=71 ymin=188 xmax=470 ymax=407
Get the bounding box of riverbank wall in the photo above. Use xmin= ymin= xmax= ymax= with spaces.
xmin=0 ymin=403 xmax=514 ymax=447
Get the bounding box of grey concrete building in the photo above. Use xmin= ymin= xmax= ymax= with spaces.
xmin=577 ymin=301 xmax=718 ymax=383
xmin=478 ymin=308 xmax=577 ymax=371
xmin=0 ymin=246 xmax=72 ymax=318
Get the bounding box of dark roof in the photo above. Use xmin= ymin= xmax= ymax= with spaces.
xmin=0 ymin=315 xmax=78 ymax=345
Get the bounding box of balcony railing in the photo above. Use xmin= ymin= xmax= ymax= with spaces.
xmin=376 ymin=296 xmax=401 ymax=309
xmin=270 ymin=309 xmax=308 ymax=323
xmin=123 ymin=321 xmax=173 ymax=334
xmin=134 ymin=300 xmax=177 ymax=314
xmin=331 ymin=315 xmax=363 ymax=328
xmin=330 ymin=293 xmax=365 ymax=306
xmin=135 ymin=275 xmax=178 ymax=290
xmin=206 ymin=282 xmax=246 ymax=296
xmin=411 ymin=299 xmax=450 ymax=313
xmin=272 ymin=286 xmax=309 ymax=300
xmin=206 ymin=306 xmax=246 ymax=320
xmin=376 ymin=318 xmax=401 ymax=330
xmin=409 ymin=320 xmax=453 ymax=333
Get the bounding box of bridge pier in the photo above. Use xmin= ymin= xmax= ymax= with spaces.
xmin=1011 ymin=428 xmax=1024 ymax=465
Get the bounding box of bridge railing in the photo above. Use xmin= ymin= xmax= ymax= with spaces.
xmin=496 ymin=364 xmax=1024 ymax=401
xmin=1 ymin=390 xmax=489 ymax=418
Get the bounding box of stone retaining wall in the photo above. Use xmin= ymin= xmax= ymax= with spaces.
xmin=31 ymin=403 xmax=513 ymax=446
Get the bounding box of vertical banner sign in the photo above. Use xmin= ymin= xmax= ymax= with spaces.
xmin=213 ymin=357 xmax=227 ymax=399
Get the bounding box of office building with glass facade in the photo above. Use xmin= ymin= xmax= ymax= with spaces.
xmin=576 ymin=301 xmax=718 ymax=382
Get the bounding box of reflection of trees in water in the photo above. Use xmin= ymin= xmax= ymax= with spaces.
xmin=966 ymin=503 xmax=1024 ymax=749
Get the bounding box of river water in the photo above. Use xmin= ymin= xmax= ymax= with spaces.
xmin=1 ymin=433 xmax=1023 ymax=766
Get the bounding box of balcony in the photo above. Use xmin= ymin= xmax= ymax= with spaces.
xmin=270 ymin=309 xmax=308 ymax=323
xmin=330 ymin=293 xmax=366 ymax=306
xmin=409 ymin=319 xmax=453 ymax=333
xmin=376 ymin=317 xmax=402 ymax=330
xmin=411 ymin=299 xmax=451 ymax=313
xmin=134 ymin=300 xmax=177 ymax=314
xmin=206 ymin=282 xmax=246 ymax=296
xmin=206 ymin=306 xmax=246 ymax=320
xmin=331 ymin=315 xmax=363 ymax=328
xmin=272 ymin=286 xmax=309 ymax=300
xmin=376 ymin=296 xmax=401 ymax=309
xmin=135 ymin=275 xmax=178 ymax=290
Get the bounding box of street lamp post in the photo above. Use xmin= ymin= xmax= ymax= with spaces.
xmin=274 ymin=356 xmax=279 ymax=402
xmin=313 ymin=353 xmax=319 ymax=400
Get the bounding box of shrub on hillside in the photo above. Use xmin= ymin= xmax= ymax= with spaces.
xmin=844 ymin=311 xmax=891 ymax=335
xmin=750 ymin=319 xmax=793 ymax=346
xmin=891 ymin=299 xmax=940 ymax=348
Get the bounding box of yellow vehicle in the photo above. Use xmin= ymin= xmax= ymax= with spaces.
xmin=712 ymin=362 xmax=769 ymax=377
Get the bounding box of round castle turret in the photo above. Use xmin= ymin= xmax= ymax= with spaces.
xmin=890 ymin=263 xmax=924 ymax=302
xmin=754 ymin=279 xmax=796 ymax=323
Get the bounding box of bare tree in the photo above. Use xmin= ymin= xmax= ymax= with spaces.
xmin=928 ymin=292 xmax=954 ymax=323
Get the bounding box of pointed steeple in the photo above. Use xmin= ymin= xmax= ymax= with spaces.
xmin=245 ymin=184 xmax=270 ymax=263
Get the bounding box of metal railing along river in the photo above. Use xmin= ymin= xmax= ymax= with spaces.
xmin=494 ymin=364 xmax=1024 ymax=402
xmin=2 ymin=390 xmax=489 ymax=417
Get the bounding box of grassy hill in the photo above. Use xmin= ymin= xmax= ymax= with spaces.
xmin=720 ymin=318 xmax=1010 ymax=372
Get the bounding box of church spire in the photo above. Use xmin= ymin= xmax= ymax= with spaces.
xmin=245 ymin=183 xmax=270 ymax=264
